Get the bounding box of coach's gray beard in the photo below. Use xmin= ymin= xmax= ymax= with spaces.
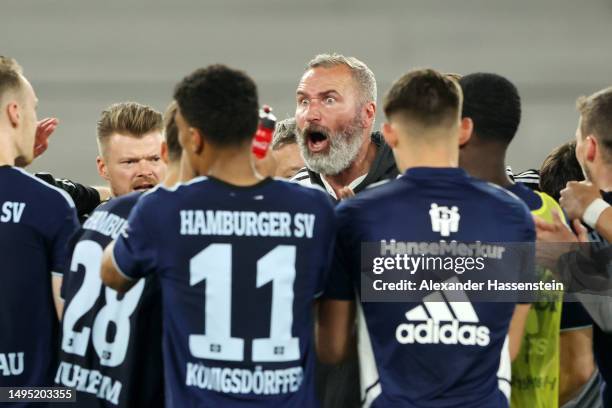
xmin=297 ymin=120 xmax=366 ymax=176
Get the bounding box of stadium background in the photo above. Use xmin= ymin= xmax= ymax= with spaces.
xmin=1 ymin=0 xmax=611 ymax=185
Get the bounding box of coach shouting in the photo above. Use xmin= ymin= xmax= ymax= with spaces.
xmin=292 ymin=54 xmax=398 ymax=201
xmin=292 ymin=53 xmax=398 ymax=407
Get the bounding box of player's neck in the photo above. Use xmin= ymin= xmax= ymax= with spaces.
xmin=322 ymin=138 xmax=376 ymax=192
xmin=460 ymin=142 xmax=512 ymax=187
xmin=592 ymin=164 xmax=612 ymax=192
xmin=0 ymin=132 xmax=18 ymax=166
xmin=464 ymin=161 xmax=512 ymax=187
xmin=162 ymin=162 xmax=182 ymax=187
xmin=199 ymin=148 xmax=262 ymax=187
xmin=395 ymin=142 xmax=458 ymax=172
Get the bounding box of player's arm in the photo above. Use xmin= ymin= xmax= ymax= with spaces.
xmin=509 ymin=211 xmax=538 ymax=361
xmin=508 ymin=303 xmax=531 ymax=361
xmin=592 ymin=206 xmax=612 ymax=242
xmin=536 ymin=214 xmax=612 ymax=331
xmin=100 ymin=241 xmax=137 ymax=293
xmin=560 ymin=181 xmax=612 ymax=242
xmin=559 ymin=327 xmax=595 ymax=404
xmin=102 ymin=197 xmax=157 ymax=293
xmin=51 ymin=275 xmax=63 ymax=319
xmin=315 ymin=200 xmax=356 ymax=363
xmin=49 ymin=199 xmax=80 ymax=320
xmin=573 ymin=294 xmax=612 ymax=332
xmin=35 ymin=172 xmax=106 ymax=218
xmin=316 ymin=299 xmax=356 ymax=364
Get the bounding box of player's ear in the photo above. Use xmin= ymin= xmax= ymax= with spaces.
xmin=96 ymin=156 xmax=110 ymax=181
xmin=382 ymin=122 xmax=398 ymax=148
xmin=585 ymin=135 xmax=597 ymax=162
xmin=458 ymin=117 xmax=473 ymax=147
xmin=160 ymin=141 xmax=169 ymax=164
xmin=190 ymin=127 xmax=204 ymax=155
xmin=6 ymin=101 xmax=20 ymax=128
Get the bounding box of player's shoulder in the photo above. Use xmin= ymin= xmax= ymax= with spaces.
xmin=506 ymin=182 xmax=545 ymax=211
xmin=5 ymin=166 xmax=75 ymax=210
xmin=334 ymin=178 xmax=400 ymax=221
xmin=136 ymin=176 xmax=208 ymax=203
xmin=97 ymin=191 xmax=143 ymax=215
xmin=139 ymin=176 xmax=333 ymax=211
xmin=342 ymin=176 xmax=401 ymax=205
xmin=273 ymin=176 xmax=328 ymax=199
xmin=469 ymin=177 xmax=532 ymax=214
xmin=271 ymin=177 xmax=335 ymax=218
xmin=471 ymin=180 xmax=535 ymax=237
xmin=117 ymin=178 xmax=206 ymax=223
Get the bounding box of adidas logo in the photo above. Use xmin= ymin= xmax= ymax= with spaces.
xmin=396 ymin=278 xmax=490 ymax=347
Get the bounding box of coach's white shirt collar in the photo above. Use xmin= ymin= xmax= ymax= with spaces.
xmin=320 ymin=173 xmax=367 ymax=200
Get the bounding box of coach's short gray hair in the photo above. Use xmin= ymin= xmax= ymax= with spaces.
xmin=307 ymin=53 xmax=377 ymax=104
xmin=272 ymin=118 xmax=297 ymax=150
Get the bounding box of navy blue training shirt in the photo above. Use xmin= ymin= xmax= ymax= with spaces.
xmin=112 ymin=177 xmax=336 ymax=408
xmin=325 ymin=167 xmax=536 ymax=408
xmin=590 ymin=191 xmax=612 ymax=407
xmin=55 ymin=192 xmax=163 ymax=407
xmin=0 ymin=165 xmax=79 ymax=406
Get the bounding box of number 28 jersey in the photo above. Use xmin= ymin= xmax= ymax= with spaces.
xmin=112 ymin=177 xmax=336 ymax=408
xmin=55 ymin=192 xmax=163 ymax=407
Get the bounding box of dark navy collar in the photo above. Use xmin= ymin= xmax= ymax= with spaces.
xmin=403 ymin=167 xmax=468 ymax=179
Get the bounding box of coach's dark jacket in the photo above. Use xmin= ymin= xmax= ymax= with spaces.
xmin=292 ymin=131 xmax=399 ymax=203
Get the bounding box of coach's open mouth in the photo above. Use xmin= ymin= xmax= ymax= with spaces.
xmin=133 ymin=183 xmax=154 ymax=191
xmin=306 ymin=131 xmax=329 ymax=153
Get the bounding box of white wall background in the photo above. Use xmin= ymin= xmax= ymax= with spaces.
xmin=2 ymin=0 xmax=611 ymax=184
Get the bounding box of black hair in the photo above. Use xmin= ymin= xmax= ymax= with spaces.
xmin=459 ymin=73 xmax=521 ymax=144
xmin=539 ymin=141 xmax=584 ymax=201
xmin=174 ymin=64 xmax=259 ymax=147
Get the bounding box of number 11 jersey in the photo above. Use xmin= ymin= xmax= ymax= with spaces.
xmin=112 ymin=177 xmax=336 ymax=408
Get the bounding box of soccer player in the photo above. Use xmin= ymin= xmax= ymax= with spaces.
xmin=560 ymin=181 xmax=612 ymax=242
xmin=100 ymin=64 xmax=336 ymax=407
xmin=522 ymin=140 xmax=599 ymax=407
xmin=318 ymin=68 xmax=535 ymax=407
xmin=457 ymin=72 xmax=565 ymax=407
xmin=270 ymin=118 xmax=305 ymax=179
xmin=54 ymin=102 xmax=167 ymax=407
xmin=93 ymin=102 xmax=166 ymax=197
xmin=0 ymin=56 xmax=79 ymax=397
xmin=536 ymin=86 xmax=612 ymax=407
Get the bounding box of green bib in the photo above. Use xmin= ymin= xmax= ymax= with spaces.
xmin=511 ymin=192 xmax=564 ymax=408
